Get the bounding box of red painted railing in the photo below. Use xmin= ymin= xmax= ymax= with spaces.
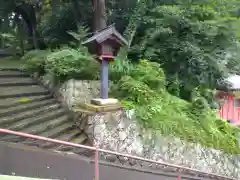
xmin=0 ymin=128 xmax=237 ymax=180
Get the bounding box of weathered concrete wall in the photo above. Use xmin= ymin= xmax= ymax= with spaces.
xmin=35 ymin=74 xmax=240 ymax=178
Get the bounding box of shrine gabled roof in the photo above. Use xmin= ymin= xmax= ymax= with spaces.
xmin=83 ymin=24 xmax=128 ymax=46
xmin=226 ymin=75 xmax=240 ymax=90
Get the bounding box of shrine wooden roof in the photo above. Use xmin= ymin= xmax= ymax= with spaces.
xmin=83 ymin=24 xmax=128 ymax=46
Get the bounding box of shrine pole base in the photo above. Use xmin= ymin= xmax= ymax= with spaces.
xmin=91 ymin=98 xmax=119 ymax=106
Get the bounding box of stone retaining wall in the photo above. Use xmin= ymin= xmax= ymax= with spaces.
xmin=35 ymin=73 xmax=240 ymax=178
xmin=82 ymin=110 xmax=240 ymax=178
xmin=34 ymin=73 xmax=100 ymax=109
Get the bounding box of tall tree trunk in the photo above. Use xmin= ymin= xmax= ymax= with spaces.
xmin=123 ymin=0 xmax=150 ymax=47
xmin=93 ymin=0 xmax=106 ymax=32
xmin=32 ymin=25 xmax=38 ymax=49
xmin=26 ymin=23 xmax=33 ymax=48
xmin=0 ymin=19 xmax=3 ymax=48
xmin=71 ymin=0 xmax=81 ymax=24
xmin=118 ymin=0 xmax=151 ymax=59
xmin=1 ymin=16 xmax=10 ymax=48
xmin=15 ymin=3 xmax=38 ymax=49
xmin=51 ymin=0 xmax=59 ymax=11
xmin=15 ymin=15 xmax=25 ymax=55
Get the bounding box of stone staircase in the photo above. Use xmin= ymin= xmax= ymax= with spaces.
xmin=0 ymin=68 xmax=235 ymax=180
xmin=0 ymin=67 xmax=89 ymax=152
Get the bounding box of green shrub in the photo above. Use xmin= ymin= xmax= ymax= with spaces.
xmin=22 ymin=47 xmax=100 ymax=81
xmin=21 ymin=48 xmax=240 ymax=154
xmin=110 ymin=59 xmax=240 ymax=154
xmin=45 ymin=47 xmax=99 ymax=81
xmin=112 ymin=75 xmax=157 ymax=105
xmin=21 ymin=50 xmax=50 ymax=75
xmin=130 ymin=60 xmax=165 ymax=90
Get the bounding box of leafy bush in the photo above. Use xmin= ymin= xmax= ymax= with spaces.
xmin=22 ymin=47 xmax=99 ymax=81
xmin=22 ymin=48 xmax=240 ymax=154
xmin=22 ymin=50 xmax=50 ymax=75
xmin=129 ymin=5 xmax=238 ymax=102
xmin=130 ymin=60 xmax=165 ymax=90
xmin=110 ymin=59 xmax=240 ymax=154
xmin=45 ymin=47 xmax=99 ymax=81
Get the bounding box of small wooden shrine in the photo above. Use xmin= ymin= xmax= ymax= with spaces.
xmin=83 ymin=24 xmax=128 ymax=100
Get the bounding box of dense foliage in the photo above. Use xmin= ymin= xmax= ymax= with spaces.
xmin=2 ymin=0 xmax=240 ymax=154
xmin=22 ymin=47 xmax=99 ymax=81
xmin=129 ymin=4 xmax=240 ymax=101
xmin=21 ymin=48 xmax=240 ymax=154
xmin=111 ymin=59 xmax=239 ymax=154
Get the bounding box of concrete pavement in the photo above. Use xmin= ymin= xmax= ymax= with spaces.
xmin=0 ymin=142 xmax=212 ymax=180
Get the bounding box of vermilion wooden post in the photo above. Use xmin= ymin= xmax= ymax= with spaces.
xmin=95 ymin=146 xmax=100 ymax=180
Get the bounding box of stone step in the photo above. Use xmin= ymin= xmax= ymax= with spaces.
xmin=23 ymin=122 xmax=75 ymax=147
xmin=0 ymin=99 xmax=57 ymax=117
xmin=1 ymin=115 xmax=69 ymax=142
xmin=0 ymin=70 xmax=28 ymax=78
xmin=0 ymin=103 xmax=62 ymax=127
xmin=24 ymin=115 xmax=70 ymax=135
xmin=0 ymin=95 xmax=52 ymax=109
xmin=0 ymin=67 xmax=89 ymax=150
xmin=40 ymin=128 xmax=82 ymax=149
xmin=5 ymin=109 xmax=67 ymax=132
xmin=0 ymin=85 xmax=49 ymax=98
xmin=0 ymin=77 xmax=38 ymax=86
xmin=38 ymin=121 xmax=73 ymax=139
xmin=0 ymin=67 xmax=21 ymax=71
xmin=57 ymin=133 xmax=88 ymax=152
